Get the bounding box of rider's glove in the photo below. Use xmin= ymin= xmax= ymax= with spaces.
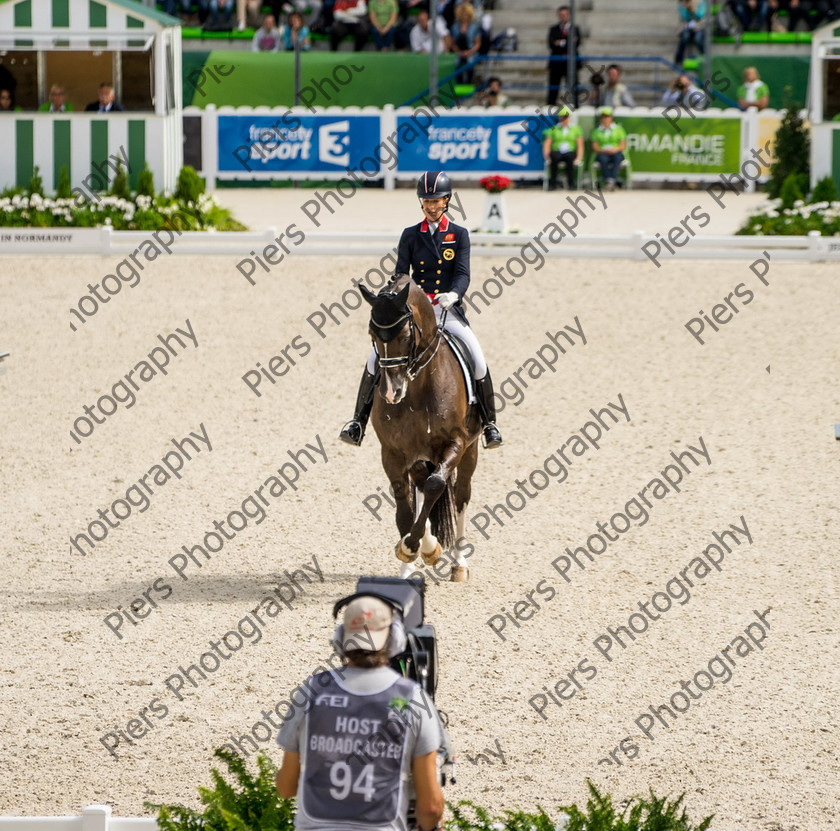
xmin=437 ymin=291 xmax=459 ymax=310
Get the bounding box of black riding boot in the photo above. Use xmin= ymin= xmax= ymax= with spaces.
xmin=339 ymin=369 xmax=377 ymax=446
xmin=475 ymin=372 xmax=503 ymax=449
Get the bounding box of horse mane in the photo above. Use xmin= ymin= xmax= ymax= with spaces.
xmin=381 ymin=273 xmax=411 ymax=295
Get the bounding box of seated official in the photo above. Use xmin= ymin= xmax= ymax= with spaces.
xmin=542 ymin=106 xmax=583 ymax=190
xmin=39 ymin=84 xmax=75 ymax=113
xmin=85 ymin=83 xmax=122 ymax=113
xmin=590 ymin=106 xmax=626 ymax=191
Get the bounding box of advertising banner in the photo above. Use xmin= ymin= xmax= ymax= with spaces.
xmin=621 ymin=116 xmax=742 ymax=175
xmin=395 ymin=113 xmax=543 ymax=173
xmin=217 ymin=114 xmax=381 ymax=174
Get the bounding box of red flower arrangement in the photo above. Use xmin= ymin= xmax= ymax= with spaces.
xmin=479 ymin=175 xmax=512 ymax=193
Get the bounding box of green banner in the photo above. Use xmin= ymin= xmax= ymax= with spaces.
xmin=183 ymin=51 xmax=459 ymax=109
xmin=619 ymin=116 xmax=742 ymax=175
xmin=698 ymin=55 xmax=811 ymax=110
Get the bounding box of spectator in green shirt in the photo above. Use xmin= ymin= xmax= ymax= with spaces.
xmin=737 ymin=66 xmax=769 ymax=110
xmin=369 ymin=0 xmax=398 ymax=50
xmin=542 ymin=106 xmax=584 ymax=190
xmin=38 ymin=85 xmax=75 ymax=113
xmin=590 ymin=106 xmax=627 ymax=191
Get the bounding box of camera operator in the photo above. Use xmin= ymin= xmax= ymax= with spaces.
xmin=661 ymin=73 xmax=710 ymax=109
xmin=275 ymin=595 xmax=445 ymax=831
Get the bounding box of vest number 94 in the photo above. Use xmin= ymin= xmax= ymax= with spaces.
xmin=329 ymin=762 xmax=375 ymax=802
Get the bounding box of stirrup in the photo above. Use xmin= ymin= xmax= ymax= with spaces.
xmin=482 ymin=422 xmax=503 ymax=449
xmin=339 ymin=419 xmax=364 ymax=446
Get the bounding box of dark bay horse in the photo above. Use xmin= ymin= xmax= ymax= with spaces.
xmin=359 ymin=274 xmax=481 ymax=582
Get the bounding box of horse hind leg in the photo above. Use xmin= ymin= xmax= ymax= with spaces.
xmin=419 ymin=518 xmax=441 ymax=566
xmin=450 ymin=442 xmax=478 ymax=583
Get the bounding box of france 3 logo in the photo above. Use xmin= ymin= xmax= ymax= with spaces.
xmin=401 ymin=116 xmax=540 ymax=171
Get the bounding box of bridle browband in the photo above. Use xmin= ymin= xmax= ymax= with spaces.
xmin=371 ymin=299 xmax=444 ymax=382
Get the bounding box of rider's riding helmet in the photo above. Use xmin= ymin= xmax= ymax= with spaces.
xmin=416 ymin=171 xmax=452 ymax=202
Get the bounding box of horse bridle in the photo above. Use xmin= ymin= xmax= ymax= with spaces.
xmin=371 ymin=305 xmax=444 ymax=382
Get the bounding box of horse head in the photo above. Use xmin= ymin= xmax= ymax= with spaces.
xmin=360 ymin=275 xmax=437 ymax=406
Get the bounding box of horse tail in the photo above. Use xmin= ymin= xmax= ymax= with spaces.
xmin=429 ymin=478 xmax=456 ymax=550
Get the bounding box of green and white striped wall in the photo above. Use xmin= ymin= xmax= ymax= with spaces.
xmin=0 ymin=112 xmax=182 ymax=193
xmin=0 ymin=0 xmax=176 ymax=42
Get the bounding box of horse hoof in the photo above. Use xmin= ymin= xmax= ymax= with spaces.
xmin=421 ymin=542 xmax=441 ymax=566
xmin=395 ymin=541 xmax=419 ymax=563
xmin=450 ymin=566 xmax=470 ymax=582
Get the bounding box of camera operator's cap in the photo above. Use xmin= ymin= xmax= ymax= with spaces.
xmin=343 ymin=596 xmax=393 ymax=652
xmin=599 ymin=106 xmax=613 ymax=116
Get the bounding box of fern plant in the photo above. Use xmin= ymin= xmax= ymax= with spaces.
xmin=147 ymin=748 xmax=295 ymax=831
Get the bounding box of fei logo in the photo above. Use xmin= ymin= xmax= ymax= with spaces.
xmin=319 ymin=120 xmax=351 ymax=167
xmin=497 ymin=123 xmax=530 ymax=166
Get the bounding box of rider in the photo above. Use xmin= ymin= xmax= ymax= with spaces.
xmin=339 ymin=171 xmax=503 ymax=449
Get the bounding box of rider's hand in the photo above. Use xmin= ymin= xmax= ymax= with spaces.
xmin=437 ymin=291 xmax=459 ymax=310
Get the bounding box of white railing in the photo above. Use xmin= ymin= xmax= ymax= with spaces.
xmin=1 ymin=227 xmax=838 ymax=260
xmin=0 ymin=806 xmax=156 ymax=831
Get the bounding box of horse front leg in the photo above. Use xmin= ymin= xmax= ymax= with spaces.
xmin=382 ymin=452 xmax=416 ymax=565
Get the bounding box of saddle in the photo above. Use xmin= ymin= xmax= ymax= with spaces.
xmin=441 ymin=331 xmax=477 ymax=405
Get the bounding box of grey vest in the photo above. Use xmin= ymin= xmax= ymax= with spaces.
xmin=299 ymin=671 xmax=419 ymax=828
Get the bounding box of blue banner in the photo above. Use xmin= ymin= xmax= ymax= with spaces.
xmin=218 ymin=114 xmax=381 ymax=173
xmin=396 ymin=114 xmax=542 ymax=172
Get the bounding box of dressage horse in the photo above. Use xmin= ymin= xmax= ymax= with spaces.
xmin=359 ymin=274 xmax=481 ymax=582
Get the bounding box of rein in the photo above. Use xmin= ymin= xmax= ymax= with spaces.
xmin=373 ymin=305 xmax=445 ymax=382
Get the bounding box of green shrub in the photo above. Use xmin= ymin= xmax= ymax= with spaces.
xmin=56 ymin=166 xmax=72 ymax=199
xmin=810 ymin=175 xmax=839 ymax=204
xmin=175 ymin=165 xmax=206 ymax=203
xmin=109 ymin=159 xmax=131 ymax=200
xmin=779 ymin=172 xmax=804 ymax=209
xmin=29 ymin=166 xmax=44 ymax=197
xmin=558 ymin=780 xmax=713 ymax=831
xmin=137 ymin=164 xmax=156 ymax=197
xmin=767 ymin=107 xmax=809 ymax=199
xmin=146 ymin=748 xmax=295 ymax=831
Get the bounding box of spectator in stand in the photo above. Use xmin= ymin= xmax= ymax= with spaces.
xmin=675 ymin=0 xmax=706 ymax=65
xmin=236 ymin=0 xmax=262 ymax=30
xmin=542 ymin=106 xmax=584 ymax=190
xmin=253 ymin=14 xmax=281 ymax=50
xmin=590 ymin=106 xmax=626 ymax=191
xmin=369 ymin=0 xmax=399 ymax=49
xmin=451 ymin=3 xmax=482 ymax=84
xmin=737 ymin=66 xmax=769 ymax=109
xmin=0 ymin=88 xmax=20 ymax=111
xmin=602 ymin=63 xmax=634 ymax=108
xmin=209 ymin=0 xmax=234 ymax=26
xmin=283 ymin=10 xmax=312 ymax=48
xmin=662 ymin=72 xmax=710 ymax=108
xmin=277 ymin=0 xmax=322 ymax=27
xmin=477 ymin=76 xmax=511 ymax=106
xmin=39 ymin=84 xmax=75 ymax=112
xmin=410 ymin=9 xmax=450 ymax=52
xmin=547 ymin=5 xmax=581 ymax=106
xmin=85 ymin=82 xmax=122 ymax=113
xmin=330 ymin=0 xmax=369 ymax=50
xmin=733 ymin=0 xmax=769 ymax=30
xmin=768 ymin=0 xmax=822 ymax=30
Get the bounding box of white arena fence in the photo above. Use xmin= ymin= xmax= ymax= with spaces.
xmin=0 ymin=805 xmax=156 ymax=831
xmin=1 ymin=227 xmax=839 ymax=261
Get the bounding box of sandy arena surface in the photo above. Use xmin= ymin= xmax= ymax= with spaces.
xmin=0 ymin=187 xmax=838 ymax=829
